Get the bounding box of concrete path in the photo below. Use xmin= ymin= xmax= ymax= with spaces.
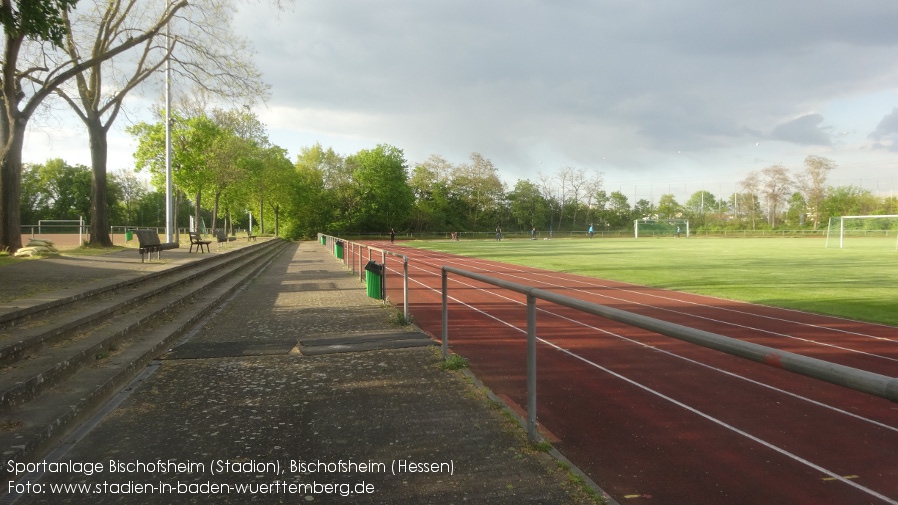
xmin=4 ymin=241 xmax=601 ymax=504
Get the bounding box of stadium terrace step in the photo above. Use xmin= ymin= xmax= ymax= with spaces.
xmin=0 ymin=239 xmax=289 ymax=472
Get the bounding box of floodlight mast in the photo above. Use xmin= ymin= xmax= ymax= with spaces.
xmin=164 ymin=22 xmax=174 ymax=243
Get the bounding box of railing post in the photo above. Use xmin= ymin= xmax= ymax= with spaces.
xmin=360 ymin=245 xmax=365 ymax=282
xmin=403 ymin=257 xmax=409 ymax=324
xmin=381 ymin=250 xmax=387 ymax=303
xmin=441 ymin=268 xmax=448 ymax=360
xmin=526 ymin=291 xmax=538 ymax=443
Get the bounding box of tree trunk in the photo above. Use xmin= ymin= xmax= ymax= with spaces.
xmin=0 ymin=124 xmax=26 ymax=253
xmin=212 ymin=190 xmax=220 ymax=233
xmin=194 ymin=190 xmax=202 ymax=233
xmin=87 ymin=121 xmax=113 ymax=246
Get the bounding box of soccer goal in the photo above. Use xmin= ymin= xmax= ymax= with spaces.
xmin=634 ymin=219 xmax=689 ymax=239
xmin=824 ymin=215 xmax=898 ymax=249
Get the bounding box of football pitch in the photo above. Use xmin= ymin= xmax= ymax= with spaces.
xmin=404 ymin=236 xmax=898 ymax=327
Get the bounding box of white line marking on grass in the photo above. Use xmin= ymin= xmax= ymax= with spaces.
xmin=437 ymin=255 xmax=898 ymax=363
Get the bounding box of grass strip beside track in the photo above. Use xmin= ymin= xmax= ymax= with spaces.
xmin=405 ymin=236 xmax=898 ymax=327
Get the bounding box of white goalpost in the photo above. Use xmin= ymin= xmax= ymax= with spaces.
xmin=824 ymin=215 xmax=898 ymax=249
xmin=634 ymin=219 xmax=689 ymax=239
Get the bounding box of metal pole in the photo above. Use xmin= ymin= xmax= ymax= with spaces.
xmin=403 ymin=257 xmax=409 ymax=324
xmin=381 ymin=250 xmax=386 ymax=302
xmin=441 ymin=269 xmax=448 ymax=360
xmin=840 ymin=217 xmax=844 ymax=249
xmin=164 ymin=21 xmax=173 ymax=244
xmin=526 ymin=292 xmax=538 ymax=443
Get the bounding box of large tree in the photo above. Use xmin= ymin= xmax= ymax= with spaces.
xmin=52 ymin=0 xmax=265 ymax=246
xmin=795 ymin=155 xmax=836 ymax=230
xmin=508 ymin=179 xmax=547 ymax=230
xmin=656 ymin=194 xmax=680 ymax=219
xmin=408 ymin=156 xmax=453 ymax=233
xmin=1 ymin=0 xmax=186 ymax=252
xmin=759 ymin=165 xmax=792 ymax=227
xmin=451 ymin=152 xmax=504 ymax=229
xmin=349 ymin=144 xmax=413 ymax=232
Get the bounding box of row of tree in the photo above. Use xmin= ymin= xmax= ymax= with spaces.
xmin=20 ymin=142 xmax=898 ymax=242
xmin=297 ymin=151 xmax=896 ymax=235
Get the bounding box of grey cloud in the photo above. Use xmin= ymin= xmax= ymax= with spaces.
xmin=868 ymin=108 xmax=898 ymax=152
xmin=769 ymin=114 xmax=832 ymax=146
xmin=228 ymin=0 xmax=898 ymax=184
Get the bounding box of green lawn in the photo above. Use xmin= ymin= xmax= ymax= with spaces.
xmin=405 ymin=236 xmax=898 ymax=327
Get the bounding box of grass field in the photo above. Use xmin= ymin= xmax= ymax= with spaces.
xmin=405 ymin=236 xmax=898 ymax=327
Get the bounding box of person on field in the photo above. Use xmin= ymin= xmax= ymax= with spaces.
xmin=390 ymin=228 xmax=396 ymax=244
xmin=588 ymin=224 xmax=594 ymax=239
xmin=496 ymin=226 xmax=502 ymax=241
xmin=531 ymin=227 xmax=536 ymax=240
xmin=676 ymin=226 xmax=681 ymax=239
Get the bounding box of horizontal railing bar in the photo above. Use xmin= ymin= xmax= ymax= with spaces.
xmin=442 ymin=265 xmax=898 ymax=403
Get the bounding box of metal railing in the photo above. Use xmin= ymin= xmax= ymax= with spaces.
xmin=319 ymin=234 xmax=410 ymax=323
xmin=440 ymin=265 xmax=898 ymax=443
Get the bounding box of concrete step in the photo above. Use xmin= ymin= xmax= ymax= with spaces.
xmin=0 ymin=240 xmax=290 ymax=473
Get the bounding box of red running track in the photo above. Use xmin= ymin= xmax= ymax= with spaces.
xmin=353 ymin=241 xmax=898 ymax=505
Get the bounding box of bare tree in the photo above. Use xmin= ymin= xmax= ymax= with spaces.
xmin=795 ymin=155 xmax=836 ymax=230
xmin=739 ymin=171 xmax=761 ymax=229
xmin=582 ymin=169 xmax=604 ymax=224
xmin=568 ymin=167 xmax=586 ymax=227
xmin=759 ymin=165 xmax=792 ymax=227
xmin=555 ymin=166 xmax=574 ymax=230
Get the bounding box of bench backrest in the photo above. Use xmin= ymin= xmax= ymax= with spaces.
xmin=135 ymin=229 xmax=161 ymax=247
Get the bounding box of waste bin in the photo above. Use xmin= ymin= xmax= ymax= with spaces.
xmin=125 ymin=229 xmax=133 ymax=241
xmin=364 ymin=260 xmax=384 ymax=299
xmin=320 ymin=236 xmax=326 ymax=245
xmin=335 ymin=240 xmax=344 ymax=259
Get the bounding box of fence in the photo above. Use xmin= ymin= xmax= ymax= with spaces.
xmin=314 ymin=233 xmax=898 ymax=444
xmin=439 ymin=265 xmax=898 ymax=443
xmin=318 ymin=234 xmax=410 ymax=324
xmin=326 ymin=228 xmax=844 ymax=241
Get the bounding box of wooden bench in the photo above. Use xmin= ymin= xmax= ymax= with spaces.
xmin=134 ymin=229 xmax=179 ymax=262
xmin=214 ymin=229 xmax=235 ymax=248
xmin=246 ymin=231 xmax=256 ymax=242
xmin=188 ymin=232 xmax=212 ymax=253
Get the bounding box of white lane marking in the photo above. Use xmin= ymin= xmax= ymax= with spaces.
xmin=394 ymin=264 xmax=898 ymax=504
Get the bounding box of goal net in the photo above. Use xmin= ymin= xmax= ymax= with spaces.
xmin=825 ymin=215 xmax=898 ymax=249
xmin=634 ymin=219 xmax=689 ymax=239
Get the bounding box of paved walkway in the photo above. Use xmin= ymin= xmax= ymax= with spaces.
xmin=4 ymin=241 xmax=604 ymax=504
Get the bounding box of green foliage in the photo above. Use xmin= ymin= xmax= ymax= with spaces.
xmin=21 ymin=159 xmax=93 ymax=222
xmin=440 ymin=354 xmax=470 ymax=370
xmin=348 ymin=144 xmax=414 ymax=231
xmin=0 ymin=0 xmax=78 ymax=46
xmin=508 ymin=180 xmax=548 ymax=229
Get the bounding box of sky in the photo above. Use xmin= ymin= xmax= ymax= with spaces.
xmin=22 ymin=0 xmax=898 ymax=204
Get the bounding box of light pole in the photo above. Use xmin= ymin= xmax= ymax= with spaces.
xmin=164 ymin=20 xmax=174 ymax=243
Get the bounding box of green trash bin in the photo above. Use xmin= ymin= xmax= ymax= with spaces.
xmin=364 ymin=261 xmax=384 ymax=299
xmin=335 ymin=240 xmax=344 ymax=259
xmin=125 ymin=230 xmax=133 ymax=241
xmin=320 ymin=236 xmax=326 ymax=245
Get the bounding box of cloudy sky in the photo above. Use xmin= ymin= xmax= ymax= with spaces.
xmin=23 ymin=0 xmax=898 ymax=202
